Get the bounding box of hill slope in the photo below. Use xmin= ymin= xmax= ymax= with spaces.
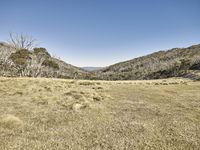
xmin=93 ymin=44 xmax=200 ymax=80
xmin=0 ymin=42 xmax=88 ymax=79
xmin=1 ymin=43 xmax=200 ymax=80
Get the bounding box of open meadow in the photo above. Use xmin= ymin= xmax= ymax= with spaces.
xmin=0 ymin=77 xmax=200 ymax=149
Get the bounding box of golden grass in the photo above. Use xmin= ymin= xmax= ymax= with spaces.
xmin=0 ymin=114 xmax=23 ymax=129
xmin=0 ymin=77 xmax=199 ymax=149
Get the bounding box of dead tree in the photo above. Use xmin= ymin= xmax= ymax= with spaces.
xmin=0 ymin=44 xmax=16 ymax=76
xmin=8 ymin=33 xmax=37 ymax=50
xmin=21 ymin=53 xmax=46 ymax=77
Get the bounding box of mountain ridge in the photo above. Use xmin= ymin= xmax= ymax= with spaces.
xmin=91 ymin=44 xmax=200 ymax=80
xmin=0 ymin=42 xmax=200 ymax=80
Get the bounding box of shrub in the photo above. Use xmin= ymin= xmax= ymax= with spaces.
xmin=79 ymin=82 xmax=95 ymax=86
xmin=180 ymin=59 xmax=191 ymax=69
xmin=33 ymin=47 xmax=50 ymax=56
xmin=9 ymin=49 xmax=31 ymax=65
xmin=42 ymin=59 xmax=59 ymax=69
xmin=93 ymin=96 xmax=102 ymax=101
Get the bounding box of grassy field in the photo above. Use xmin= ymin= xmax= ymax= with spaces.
xmin=0 ymin=77 xmax=200 ymax=150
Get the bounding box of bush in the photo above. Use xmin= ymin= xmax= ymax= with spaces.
xmin=42 ymin=59 xmax=59 ymax=69
xmin=9 ymin=49 xmax=31 ymax=65
xmin=33 ymin=47 xmax=50 ymax=56
xmin=79 ymin=82 xmax=95 ymax=86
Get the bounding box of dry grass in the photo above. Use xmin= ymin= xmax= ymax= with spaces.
xmin=0 ymin=114 xmax=23 ymax=129
xmin=0 ymin=77 xmax=199 ymax=149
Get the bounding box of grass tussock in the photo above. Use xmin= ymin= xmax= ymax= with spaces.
xmin=0 ymin=114 xmax=23 ymax=129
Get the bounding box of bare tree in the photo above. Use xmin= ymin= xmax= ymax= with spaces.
xmin=21 ymin=54 xmax=44 ymax=77
xmin=8 ymin=33 xmax=37 ymax=50
xmin=0 ymin=43 xmax=17 ymax=76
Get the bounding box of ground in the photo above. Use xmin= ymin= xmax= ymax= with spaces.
xmin=0 ymin=77 xmax=199 ymax=150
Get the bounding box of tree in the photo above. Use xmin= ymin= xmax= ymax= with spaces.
xmin=0 ymin=43 xmax=16 ymax=76
xmin=22 ymin=54 xmax=46 ymax=77
xmin=8 ymin=33 xmax=37 ymax=50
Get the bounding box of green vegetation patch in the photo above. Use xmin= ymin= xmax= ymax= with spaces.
xmin=9 ymin=49 xmax=31 ymax=65
xmin=33 ymin=47 xmax=50 ymax=56
xmin=42 ymin=59 xmax=59 ymax=69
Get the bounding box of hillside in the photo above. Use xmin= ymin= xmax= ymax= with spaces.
xmin=0 ymin=42 xmax=88 ymax=79
xmin=1 ymin=42 xmax=200 ymax=80
xmin=0 ymin=77 xmax=199 ymax=149
xmin=93 ymin=44 xmax=200 ymax=80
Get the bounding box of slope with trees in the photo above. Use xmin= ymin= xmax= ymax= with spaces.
xmin=0 ymin=33 xmax=88 ymax=79
xmin=1 ymin=33 xmax=200 ymax=80
xmin=92 ymin=45 xmax=200 ymax=80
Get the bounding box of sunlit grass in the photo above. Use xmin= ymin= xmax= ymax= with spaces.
xmin=0 ymin=77 xmax=199 ymax=149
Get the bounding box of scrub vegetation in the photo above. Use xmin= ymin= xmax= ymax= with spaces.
xmin=1 ymin=42 xmax=200 ymax=80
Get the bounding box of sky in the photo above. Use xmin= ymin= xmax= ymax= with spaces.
xmin=0 ymin=0 xmax=200 ymax=67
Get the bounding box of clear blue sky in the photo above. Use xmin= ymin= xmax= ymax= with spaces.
xmin=0 ymin=0 xmax=200 ymax=67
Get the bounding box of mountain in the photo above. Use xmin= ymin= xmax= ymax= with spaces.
xmin=82 ymin=67 xmax=104 ymax=71
xmin=1 ymin=42 xmax=200 ymax=80
xmin=0 ymin=42 xmax=88 ymax=79
xmin=92 ymin=44 xmax=200 ymax=80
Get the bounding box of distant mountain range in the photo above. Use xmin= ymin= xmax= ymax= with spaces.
xmin=0 ymin=42 xmax=200 ymax=80
xmin=82 ymin=67 xmax=104 ymax=71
